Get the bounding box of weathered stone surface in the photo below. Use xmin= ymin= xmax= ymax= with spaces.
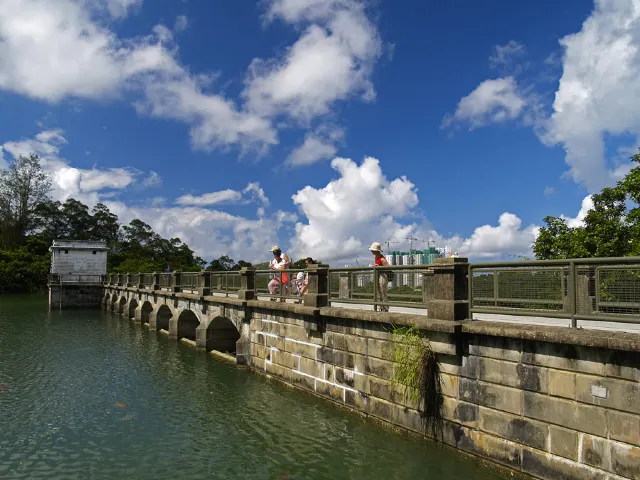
xmin=459 ymin=378 xmax=523 ymax=415
xmin=523 ymin=392 xmax=607 ymax=437
xmin=297 ymin=357 xmax=323 ymax=378
xmin=440 ymin=373 xmax=458 ymax=398
xmin=582 ymin=434 xmax=611 ymax=472
xmin=521 ymin=448 xmax=608 ymax=480
xmin=462 ymin=356 xmax=549 ymax=393
xmin=468 ymin=335 xmax=522 ymax=363
xmin=575 ymin=374 xmax=640 ymax=414
xmin=605 ymin=350 xmax=640 ymax=382
xmin=442 ymin=397 xmax=479 ymax=428
xmin=609 ymin=411 xmax=640 ymax=447
xmin=479 ymin=407 xmax=547 ymax=450
xmin=548 ymin=425 xmax=578 ymax=461
xmin=324 ymin=332 xmax=367 ymax=355
xmin=522 ymin=340 xmax=606 ymax=376
xmin=443 ymin=424 xmax=521 ymax=470
xmin=284 ymin=338 xmax=319 ymax=360
xmin=549 ymin=369 xmax=576 ymax=399
xmin=366 ymin=338 xmax=394 ymax=360
xmin=364 ymin=356 xmax=394 ymax=379
xmin=610 ymin=440 xmax=640 ymax=479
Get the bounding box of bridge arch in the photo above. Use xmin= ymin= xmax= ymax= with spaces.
xmin=177 ymin=309 xmax=200 ymax=341
xmin=140 ymin=301 xmax=153 ymax=324
xmin=156 ymin=304 xmax=173 ymax=332
xmin=128 ymin=298 xmax=138 ymax=320
xmin=206 ymin=316 xmax=240 ymax=353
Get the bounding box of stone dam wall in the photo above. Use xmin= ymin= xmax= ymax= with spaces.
xmin=103 ymin=288 xmax=640 ymax=480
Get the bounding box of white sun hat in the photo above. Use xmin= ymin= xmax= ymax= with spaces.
xmin=369 ymin=242 xmax=383 ymax=252
xmin=270 ymin=245 xmax=281 ymax=252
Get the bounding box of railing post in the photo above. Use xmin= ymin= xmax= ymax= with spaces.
xmin=426 ymin=257 xmax=469 ymax=321
xmin=339 ymin=272 xmax=350 ymax=299
xmin=137 ymin=272 xmax=144 ymax=289
xmin=152 ymin=272 xmax=160 ymax=291
xmin=238 ymin=267 xmax=256 ymax=300
xmin=172 ymin=271 xmax=182 ymax=293
xmin=199 ymin=271 xmax=211 ymax=296
xmin=304 ymin=264 xmax=329 ymax=308
xmin=117 ymin=274 xmax=124 ymax=287
xmin=569 ymin=261 xmax=577 ymax=328
xmin=126 ymin=273 xmax=133 ymax=288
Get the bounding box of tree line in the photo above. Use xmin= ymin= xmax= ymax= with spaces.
xmin=0 ymin=155 xmax=257 ymax=293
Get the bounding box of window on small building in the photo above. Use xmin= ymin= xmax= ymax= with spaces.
xmin=64 ymin=250 xmax=69 ymax=254
xmin=93 ymin=251 xmax=97 ymax=255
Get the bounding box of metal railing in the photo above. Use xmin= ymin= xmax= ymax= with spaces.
xmin=328 ymin=265 xmax=432 ymax=311
xmin=141 ymin=274 xmax=155 ymax=288
xmin=180 ymin=272 xmax=201 ymax=292
xmin=210 ymin=271 xmax=241 ymax=296
xmin=159 ymin=273 xmax=172 ymax=290
xmin=469 ymin=257 xmax=640 ymax=326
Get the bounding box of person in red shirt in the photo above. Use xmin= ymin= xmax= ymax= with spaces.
xmin=369 ymin=242 xmax=389 ymax=312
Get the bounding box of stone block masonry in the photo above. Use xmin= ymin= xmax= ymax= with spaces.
xmin=103 ymin=284 xmax=640 ymax=480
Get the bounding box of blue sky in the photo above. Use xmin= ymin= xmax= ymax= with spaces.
xmin=0 ymin=0 xmax=635 ymax=264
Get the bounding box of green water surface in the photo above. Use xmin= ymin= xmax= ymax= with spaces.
xmin=0 ymin=296 xmax=508 ymax=480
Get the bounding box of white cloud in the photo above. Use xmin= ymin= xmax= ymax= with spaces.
xmin=1 ymin=130 xmax=142 ymax=205
xmin=0 ymin=146 xmax=6 ymax=169
xmin=286 ymin=126 xmax=344 ymax=166
xmin=142 ymin=171 xmax=162 ymax=188
xmin=288 ymin=155 xmax=542 ymax=263
xmin=489 ymin=40 xmax=526 ymax=74
xmin=176 ymin=189 xmax=244 ymax=206
xmin=443 ymin=77 xmax=527 ymax=129
xmin=100 ymin=0 xmax=142 ymax=18
xmin=541 ymin=0 xmax=640 ymax=192
xmin=174 ymin=15 xmax=188 ymax=33
xmin=543 ymin=186 xmax=555 ymax=197
xmin=452 ymin=213 xmax=539 ymax=259
xmin=244 ymin=0 xmax=381 ymax=121
xmin=561 ymin=195 xmax=594 ymax=228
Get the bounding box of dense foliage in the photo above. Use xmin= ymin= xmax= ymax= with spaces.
xmin=534 ymin=150 xmax=640 ymax=259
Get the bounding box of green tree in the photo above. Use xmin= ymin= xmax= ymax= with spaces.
xmin=208 ymin=255 xmax=235 ymax=271
xmin=0 ymin=154 xmax=51 ymax=245
xmin=534 ymin=149 xmax=640 ymax=259
xmin=90 ymin=203 xmax=119 ymax=244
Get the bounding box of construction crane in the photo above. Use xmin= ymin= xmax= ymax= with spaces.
xmin=384 ymin=238 xmax=400 ymax=252
xmin=405 ymin=236 xmax=418 ymax=264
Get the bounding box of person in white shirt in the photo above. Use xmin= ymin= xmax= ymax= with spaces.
xmin=268 ymin=245 xmax=290 ymax=301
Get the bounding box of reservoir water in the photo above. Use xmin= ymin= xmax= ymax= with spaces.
xmin=0 ymin=296 xmax=508 ymax=479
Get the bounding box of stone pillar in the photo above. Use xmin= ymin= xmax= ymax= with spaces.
xmin=123 ymin=300 xmax=131 ymax=318
xmin=304 ymin=263 xmax=329 ymax=308
xmin=339 ymin=272 xmax=350 ymax=299
xmin=148 ymin=311 xmax=158 ymax=331
xmin=168 ymin=317 xmax=178 ymax=339
xmin=152 ymin=272 xmax=160 ymax=291
xmin=199 ymin=272 xmax=211 ymax=297
xmin=426 ymin=257 xmax=469 ymax=321
xmin=137 ymin=272 xmax=144 ymax=289
xmin=237 ymin=267 xmax=256 ymax=301
xmin=195 ymin=324 xmax=207 ymax=351
xmin=236 ymin=320 xmax=252 ymax=366
xmin=134 ymin=304 xmax=143 ymax=323
xmin=172 ymin=272 xmax=182 ymax=293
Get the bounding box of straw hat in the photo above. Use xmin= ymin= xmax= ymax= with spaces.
xmin=270 ymin=245 xmax=281 ymax=252
xmin=369 ymin=242 xmax=383 ymax=253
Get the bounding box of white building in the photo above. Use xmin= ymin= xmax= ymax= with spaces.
xmin=50 ymin=240 xmax=108 ymax=278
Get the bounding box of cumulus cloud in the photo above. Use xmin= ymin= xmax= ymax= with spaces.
xmin=174 ymin=15 xmax=188 ymax=33
xmin=561 ymin=195 xmax=594 ymax=228
xmin=245 ymin=0 xmax=382 ymax=121
xmin=540 ymin=0 xmax=640 ymax=192
xmin=286 ymin=126 xmax=344 ymax=166
xmin=442 ymin=77 xmax=527 ymax=129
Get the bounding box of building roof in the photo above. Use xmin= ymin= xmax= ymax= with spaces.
xmin=50 ymin=240 xmax=109 ymax=251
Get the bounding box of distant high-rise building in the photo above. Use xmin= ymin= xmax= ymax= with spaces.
xmin=385 ymin=247 xmax=443 ymax=287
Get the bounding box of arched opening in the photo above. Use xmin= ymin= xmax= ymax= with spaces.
xmin=177 ymin=310 xmax=199 ymax=341
xmin=141 ymin=301 xmax=153 ymax=324
xmin=128 ymin=299 xmax=138 ymax=320
xmin=110 ymin=294 xmax=118 ymax=312
xmin=156 ymin=305 xmax=172 ymax=332
xmin=206 ymin=316 xmax=240 ymax=354
xmin=118 ymin=296 xmax=127 ymax=315
xmin=102 ymin=292 xmax=110 ymax=305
